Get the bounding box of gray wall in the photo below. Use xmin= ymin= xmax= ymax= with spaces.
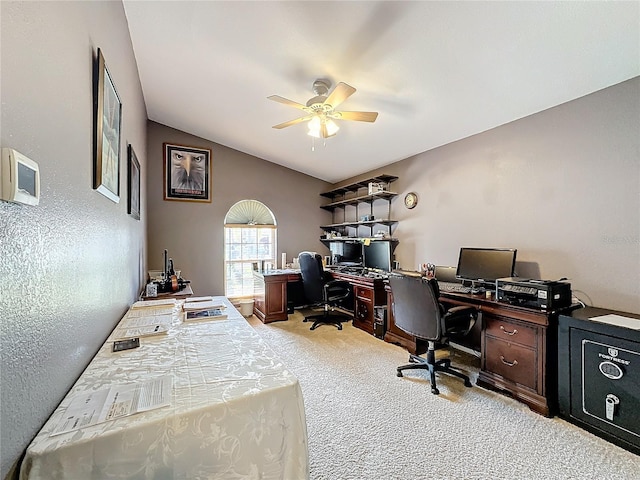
xmin=146 ymin=122 xmax=331 ymax=296
xmin=0 ymin=2 xmax=147 ymax=478
xmin=339 ymin=77 xmax=640 ymax=314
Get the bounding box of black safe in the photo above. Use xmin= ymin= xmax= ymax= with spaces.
xmin=558 ymin=306 xmax=640 ymax=455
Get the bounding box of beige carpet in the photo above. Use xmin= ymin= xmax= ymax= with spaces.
xmin=248 ymin=311 xmax=640 ymax=480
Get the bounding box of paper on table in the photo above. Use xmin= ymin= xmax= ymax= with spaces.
xmin=111 ymin=324 xmax=169 ymax=340
xmin=132 ymin=298 xmax=177 ymax=309
xmin=185 ymin=296 xmax=214 ymax=303
xmin=590 ymin=314 xmax=640 ymax=330
xmin=125 ymin=306 xmax=176 ymax=318
xmin=183 ymin=300 xmax=226 ymax=311
xmin=50 ymin=376 xmax=173 ymax=436
xmin=119 ymin=314 xmax=173 ymax=328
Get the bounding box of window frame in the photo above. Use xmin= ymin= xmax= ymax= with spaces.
xmin=224 ymin=223 xmax=277 ymax=299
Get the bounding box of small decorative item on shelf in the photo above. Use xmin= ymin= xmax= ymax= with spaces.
xmin=368 ymin=182 xmax=385 ymax=194
xmin=145 ymin=283 xmax=158 ymax=298
xmin=360 ymin=214 xmax=374 ymax=222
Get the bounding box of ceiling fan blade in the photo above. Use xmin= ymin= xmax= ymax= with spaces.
xmin=324 ymin=82 xmax=356 ymax=109
xmin=334 ymin=111 xmax=379 ymax=122
xmin=272 ymin=114 xmax=314 ymax=129
xmin=267 ymin=95 xmax=308 ymax=110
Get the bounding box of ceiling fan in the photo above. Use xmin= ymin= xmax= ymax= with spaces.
xmin=268 ymin=79 xmax=378 ymax=139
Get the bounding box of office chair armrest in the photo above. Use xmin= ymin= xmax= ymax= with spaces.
xmin=447 ymin=305 xmax=476 ymax=316
xmin=444 ymin=305 xmax=477 ymax=338
xmin=324 ymin=280 xmax=352 ymax=302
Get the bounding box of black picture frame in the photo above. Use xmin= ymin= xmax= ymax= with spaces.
xmin=127 ymin=145 xmax=141 ymax=220
xmin=163 ymin=143 xmax=212 ymax=202
xmin=93 ymin=48 xmax=122 ymax=203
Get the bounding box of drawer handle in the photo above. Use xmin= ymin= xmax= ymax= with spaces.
xmin=499 ymin=325 xmax=518 ymax=336
xmin=499 ymin=355 xmax=518 ymax=367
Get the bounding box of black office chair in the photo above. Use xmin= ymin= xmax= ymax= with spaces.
xmin=298 ymin=251 xmax=352 ymax=330
xmin=389 ymin=272 xmax=477 ymax=394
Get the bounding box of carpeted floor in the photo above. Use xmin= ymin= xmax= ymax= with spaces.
xmin=248 ymin=311 xmax=640 ymax=480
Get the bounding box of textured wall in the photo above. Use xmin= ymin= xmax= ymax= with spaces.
xmin=0 ymin=2 xmax=147 ymax=478
xmin=146 ymin=122 xmax=331 ymax=296
xmin=339 ymin=78 xmax=640 ymax=314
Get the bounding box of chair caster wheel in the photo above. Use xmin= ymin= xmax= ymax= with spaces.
xmin=396 ymin=371 xmax=403 ymax=377
xmin=431 ymin=387 xmax=440 ymax=395
xmin=464 ymin=380 xmax=472 ymax=388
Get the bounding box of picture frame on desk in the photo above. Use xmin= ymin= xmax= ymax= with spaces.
xmin=163 ymin=143 xmax=212 ymax=202
xmin=93 ymin=48 xmax=122 ymax=203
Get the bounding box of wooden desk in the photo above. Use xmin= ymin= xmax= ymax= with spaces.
xmin=331 ymin=271 xmax=387 ymax=335
xmin=253 ymin=270 xmax=567 ymax=416
xmin=253 ymin=270 xmax=301 ymax=323
xmin=440 ymin=291 xmax=573 ymax=417
xmin=252 ymin=270 xmax=388 ymax=333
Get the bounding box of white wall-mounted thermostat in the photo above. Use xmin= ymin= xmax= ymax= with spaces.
xmin=1 ymin=148 xmax=40 ymax=205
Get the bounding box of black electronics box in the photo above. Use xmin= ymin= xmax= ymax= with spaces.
xmin=496 ymin=277 xmax=571 ymax=310
xmin=373 ymin=306 xmax=387 ymax=339
xmin=558 ymin=306 xmax=640 ymax=455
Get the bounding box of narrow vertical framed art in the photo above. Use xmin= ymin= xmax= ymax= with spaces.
xmin=93 ymin=48 xmax=122 ymax=203
xmin=127 ymin=144 xmax=141 ymax=220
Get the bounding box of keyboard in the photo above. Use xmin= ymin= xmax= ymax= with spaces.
xmin=336 ymin=267 xmax=364 ymax=275
xmin=438 ymin=281 xmax=472 ymax=294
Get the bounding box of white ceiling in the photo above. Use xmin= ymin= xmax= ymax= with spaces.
xmin=123 ymin=1 xmax=640 ymax=183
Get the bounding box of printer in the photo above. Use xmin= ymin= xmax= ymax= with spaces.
xmin=496 ymin=277 xmax=572 ymax=310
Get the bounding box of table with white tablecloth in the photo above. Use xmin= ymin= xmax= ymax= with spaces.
xmin=20 ymin=296 xmax=309 ymax=479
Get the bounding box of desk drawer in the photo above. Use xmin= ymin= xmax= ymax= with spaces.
xmin=484 ymin=337 xmax=537 ymax=390
xmin=485 ymin=316 xmax=537 ymax=348
xmin=355 ymin=286 xmax=374 ymax=302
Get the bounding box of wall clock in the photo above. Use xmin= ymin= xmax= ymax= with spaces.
xmin=404 ymin=192 xmax=418 ymax=209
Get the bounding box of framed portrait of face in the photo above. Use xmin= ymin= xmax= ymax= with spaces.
xmin=94 ymin=48 xmax=122 ymax=203
xmin=163 ymin=143 xmax=212 ymax=202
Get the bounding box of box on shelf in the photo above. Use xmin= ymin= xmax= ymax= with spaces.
xmin=368 ymin=182 xmax=385 ymax=195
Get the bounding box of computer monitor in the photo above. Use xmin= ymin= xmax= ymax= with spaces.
xmin=456 ymin=247 xmax=517 ymax=285
xmin=363 ymin=241 xmax=392 ymax=272
xmin=331 ymin=241 xmax=362 ymax=266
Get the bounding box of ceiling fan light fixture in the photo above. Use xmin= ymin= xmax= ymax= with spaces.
xmin=269 ymin=78 xmax=376 ymax=141
xmin=307 ymin=116 xmax=339 ymax=138
xmin=307 ymin=116 xmax=322 ymax=138
xmin=307 ymin=128 xmax=321 ymax=139
xmin=325 ymin=119 xmax=339 ymax=136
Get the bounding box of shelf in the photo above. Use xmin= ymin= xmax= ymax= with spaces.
xmin=320 ymin=219 xmax=398 ymax=231
xmin=320 ymin=237 xmax=398 ymax=243
xmin=320 ymin=174 xmax=398 ymax=199
xmin=320 ymin=191 xmax=398 ymax=210
xmin=319 ymin=174 xmax=399 ymax=240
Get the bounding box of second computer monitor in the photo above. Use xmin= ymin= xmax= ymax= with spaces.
xmin=330 ymin=241 xmax=363 ymax=266
xmin=456 ymin=247 xmax=517 ymax=284
xmin=363 ymin=241 xmax=392 ymax=272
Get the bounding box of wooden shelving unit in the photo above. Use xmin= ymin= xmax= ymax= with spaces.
xmin=319 ymin=174 xmax=399 ymax=240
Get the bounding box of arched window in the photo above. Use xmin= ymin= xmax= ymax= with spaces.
xmin=224 ymin=200 xmax=277 ymax=298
